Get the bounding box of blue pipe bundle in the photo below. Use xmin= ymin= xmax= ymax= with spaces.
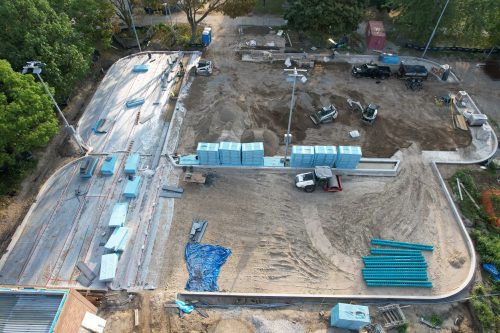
xmin=371 ymin=239 xmax=434 ymax=251
xmin=364 ymin=262 xmax=427 ymax=268
xmin=362 ymin=238 xmax=434 ymax=288
xmin=362 ymin=268 xmax=427 ymax=273
xmin=370 ymin=248 xmax=422 ymax=256
xmin=365 ymin=280 xmax=432 ymax=288
xmin=363 ymin=255 xmax=424 ymax=260
xmin=363 ymin=274 xmax=428 ymax=281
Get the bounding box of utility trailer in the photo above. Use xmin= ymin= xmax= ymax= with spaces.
xmin=397 ymin=63 xmax=428 ymax=91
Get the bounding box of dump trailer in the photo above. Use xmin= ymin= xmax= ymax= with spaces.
xmin=398 ymin=64 xmax=428 ymax=91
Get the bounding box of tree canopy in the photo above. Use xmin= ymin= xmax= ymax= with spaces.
xmin=387 ymin=0 xmax=500 ymax=47
xmin=0 ymin=59 xmax=59 ymax=192
xmin=176 ymin=0 xmax=256 ymax=41
xmin=0 ymin=0 xmax=114 ymax=102
xmin=285 ymin=0 xmax=366 ymax=40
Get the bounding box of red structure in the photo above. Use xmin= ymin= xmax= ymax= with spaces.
xmin=366 ymin=21 xmax=386 ymax=51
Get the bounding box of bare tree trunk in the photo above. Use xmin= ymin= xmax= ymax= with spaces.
xmin=191 ymin=22 xmax=198 ymax=42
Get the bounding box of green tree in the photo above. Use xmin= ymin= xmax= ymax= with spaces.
xmin=112 ymin=0 xmax=141 ymax=31
xmin=387 ymin=0 xmax=500 ymax=47
xmin=49 ymin=0 xmax=115 ymax=48
xmin=0 ymin=59 xmax=59 ymax=193
xmin=0 ymin=0 xmax=94 ymax=101
xmin=176 ymin=0 xmax=257 ymax=41
xmin=285 ymin=0 xmax=366 ymax=41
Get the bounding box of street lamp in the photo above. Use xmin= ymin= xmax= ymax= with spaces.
xmin=422 ymin=0 xmax=450 ymax=58
xmin=22 ymin=61 xmax=88 ymax=153
xmin=126 ymin=0 xmax=142 ymax=52
xmin=163 ymin=2 xmax=173 ymax=26
xmin=283 ymin=67 xmax=307 ymax=166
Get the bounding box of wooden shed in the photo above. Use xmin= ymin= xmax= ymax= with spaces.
xmin=366 ymin=21 xmax=386 ymax=51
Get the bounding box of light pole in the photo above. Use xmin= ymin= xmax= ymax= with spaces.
xmin=163 ymin=2 xmax=173 ymax=26
xmin=422 ymin=0 xmax=450 ymax=58
xmin=22 ymin=61 xmax=88 ymax=153
xmin=283 ymin=67 xmax=307 ymax=166
xmin=127 ymin=0 xmax=142 ymax=52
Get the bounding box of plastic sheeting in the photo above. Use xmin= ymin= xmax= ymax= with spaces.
xmin=184 ymin=243 xmax=231 ymax=292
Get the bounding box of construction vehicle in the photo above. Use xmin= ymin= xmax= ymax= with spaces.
xmin=352 ymin=63 xmax=391 ymax=79
xmin=309 ymin=104 xmax=338 ymax=125
xmin=347 ymin=98 xmax=379 ymax=125
xmin=195 ymin=60 xmax=213 ymax=76
xmin=295 ymin=166 xmax=342 ymax=193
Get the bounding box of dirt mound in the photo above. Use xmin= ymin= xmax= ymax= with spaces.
xmin=241 ymin=128 xmax=279 ymax=155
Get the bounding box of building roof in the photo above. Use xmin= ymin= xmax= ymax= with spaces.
xmin=0 ymin=289 xmax=68 ymax=333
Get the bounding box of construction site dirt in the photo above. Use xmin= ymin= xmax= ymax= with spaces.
xmin=158 ymin=145 xmax=470 ymax=296
xmin=178 ymin=61 xmax=471 ymax=157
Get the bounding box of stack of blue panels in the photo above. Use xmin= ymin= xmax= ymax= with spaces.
xmin=290 ymin=145 xmax=315 ymax=168
xmin=124 ymin=153 xmax=140 ymax=175
xmin=241 ymin=142 xmax=264 ymax=166
xmin=335 ymin=146 xmax=362 ymax=169
xmin=132 ymin=64 xmax=149 ymax=73
xmin=219 ymin=142 xmax=241 ymax=165
xmin=197 ymin=142 xmax=220 ymax=165
xmin=101 ymin=154 xmax=118 ymax=176
xmin=313 ymin=146 xmax=337 ymax=167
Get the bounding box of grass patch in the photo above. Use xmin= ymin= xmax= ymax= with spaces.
xmin=449 ymin=169 xmax=500 ymax=332
xmin=449 ymin=169 xmax=488 ymax=225
xmin=252 ymin=0 xmax=287 ymax=15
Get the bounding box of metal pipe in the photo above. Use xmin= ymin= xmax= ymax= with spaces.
xmin=422 ymin=0 xmax=450 ymax=58
xmin=283 ymin=74 xmax=296 ymax=166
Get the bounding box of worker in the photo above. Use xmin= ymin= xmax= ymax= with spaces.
xmin=147 ymin=52 xmax=152 ymax=60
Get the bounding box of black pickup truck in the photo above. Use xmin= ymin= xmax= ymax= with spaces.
xmin=351 ymin=63 xmax=391 ymax=79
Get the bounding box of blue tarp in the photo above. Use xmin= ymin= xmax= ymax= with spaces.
xmin=185 ymin=243 xmax=232 ymax=292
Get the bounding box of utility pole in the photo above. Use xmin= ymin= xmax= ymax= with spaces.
xmin=22 ymin=61 xmax=88 ymax=153
xmin=283 ymin=67 xmax=307 ymax=166
xmin=422 ymin=0 xmax=450 ymax=58
xmin=127 ymin=0 xmax=142 ymax=52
